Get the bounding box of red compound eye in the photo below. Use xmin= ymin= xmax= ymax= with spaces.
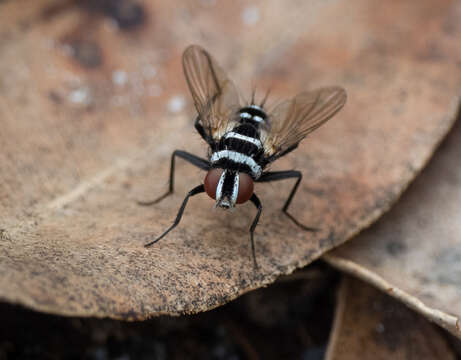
xmin=204 ymin=169 xmax=254 ymax=204
xmin=236 ymin=172 xmax=254 ymax=204
xmin=204 ymin=168 xmax=223 ymax=200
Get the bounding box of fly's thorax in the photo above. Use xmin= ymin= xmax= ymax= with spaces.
xmin=204 ymin=168 xmax=254 ymax=209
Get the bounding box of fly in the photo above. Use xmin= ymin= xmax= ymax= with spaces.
xmin=140 ymin=45 xmax=347 ymax=268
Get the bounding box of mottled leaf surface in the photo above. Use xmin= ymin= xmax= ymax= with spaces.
xmin=0 ymin=0 xmax=460 ymax=318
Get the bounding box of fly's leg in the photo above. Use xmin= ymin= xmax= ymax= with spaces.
xmin=138 ymin=150 xmax=210 ymax=206
xmin=256 ymin=170 xmax=318 ymax=231
xmin=249 ymin=193 xmax=263 ymax=269
xmin=144 ymin=184 xmax=205 ymax=246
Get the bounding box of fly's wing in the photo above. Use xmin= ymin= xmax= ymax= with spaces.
xmin=262 ymin=86 xmax=346 ymax=159
xmin=182 ymin=45 xmax=241 ymax=142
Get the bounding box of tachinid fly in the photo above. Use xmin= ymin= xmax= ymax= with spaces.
xmin=140 ymin=45 xmax=347 ymax=268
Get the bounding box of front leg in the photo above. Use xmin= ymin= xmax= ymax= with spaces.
xmin=138 ymin=150 xmax=210 ymax=206
xmin=256 ymin=170 xmax=318 ymax=231
xmin=144 ymin=184 xmax=206 ymax=246
xmin=249 ymin=193 xmax=263 ymax=269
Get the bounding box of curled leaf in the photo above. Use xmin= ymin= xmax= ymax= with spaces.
xmin=326 ymin=277 xmax=456 ymax=360
xmin=325 ymin=112 xmax=461 ymax=339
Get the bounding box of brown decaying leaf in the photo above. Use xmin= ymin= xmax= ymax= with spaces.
xmin=0 ymin=0 xmax=460 ymax=318
xmin=325 ymin=112 xmax=461 ymax=339
xmin=325 ymin=276 xmax=455 ymax=360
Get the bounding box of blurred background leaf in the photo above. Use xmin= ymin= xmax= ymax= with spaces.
xmin=325 ymin=110 xmax=461 ymax=339
xmin=325 ymin=276 xmax=456 ymax=360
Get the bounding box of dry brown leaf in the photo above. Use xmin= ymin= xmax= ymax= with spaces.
xmin=325 ymin=114 xmax=461 ymax=339
xmin=325 ymin=276 xmax=455 ymax=360
xmin=0 ymin=0 xmax=460 ymax=318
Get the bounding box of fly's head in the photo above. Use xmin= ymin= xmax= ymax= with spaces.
xmin=204 ymin=168 xmax=253 ymax=209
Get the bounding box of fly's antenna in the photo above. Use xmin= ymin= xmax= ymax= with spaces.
xmin=260 ymin=88 xmax=271 ymax=108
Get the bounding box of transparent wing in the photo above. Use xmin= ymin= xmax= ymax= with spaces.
xmin=182 ymin=45 xmax=241 ymax=141
xmin=262 ymin=86 xmax=346 ymax=158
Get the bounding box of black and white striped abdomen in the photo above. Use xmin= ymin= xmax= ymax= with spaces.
xmin=239 ymin=104 xmax=267 ymax=125
xmin=211 ymin=122 xmax=264 ymax=179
